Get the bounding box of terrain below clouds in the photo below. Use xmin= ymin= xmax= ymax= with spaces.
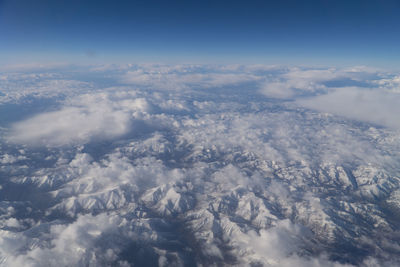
xmin=0 ymin=64 xmax=400 ymax=266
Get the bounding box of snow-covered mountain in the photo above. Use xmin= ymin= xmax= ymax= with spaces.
xmin=0 ymin=64 xmax=400 ymax=266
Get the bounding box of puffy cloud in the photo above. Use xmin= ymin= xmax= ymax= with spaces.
xmin=297 ymin=87 xmax=400 ymax=129
xmin=7 ymin=92 xmax=150 ymax=146
xmin=255 ymin=66 xmax=400 ymax=131
xmin=0 ymin=213 xmax=127 ymax=267
xmin=230 ymin=219 xmax=349 ymax=267
xmin=259 ymin=66 xmax=380 ymax=99
xmin=0 ymin=154 xmax=24 ymax=164
xmin=260 ymin=81 xmax=299 ymax=99
xmin=259 ymin=68 xmax=337 ymax=99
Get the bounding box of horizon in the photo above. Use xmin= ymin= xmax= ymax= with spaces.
xmin=1 ymin=0 xmax=400 ymax=68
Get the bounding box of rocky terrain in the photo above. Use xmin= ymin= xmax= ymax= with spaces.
xmin=0 ymin=64 xmax=399 ymax=266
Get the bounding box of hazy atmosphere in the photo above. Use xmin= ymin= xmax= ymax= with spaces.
xmin=1 ymin=1 xmax=400 ymax=266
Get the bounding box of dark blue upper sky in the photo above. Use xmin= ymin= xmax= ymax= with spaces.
xmin=1 ymin=0 xmax=400 ymax=67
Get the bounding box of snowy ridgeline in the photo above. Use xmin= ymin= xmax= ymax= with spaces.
xmin=0 ymin=64 xmax=400 ymax=266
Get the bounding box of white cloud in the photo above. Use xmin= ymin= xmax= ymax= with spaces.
xmin=1 ymin=64 xmax=400 ymax=266
xmin=7 ymin=92 xmax=150 ymax=146
xmin=8 ymin=106 xmax=129 ymax=146
xmin=255 ymin=66 xmax=400 ymax=130
xmin=0 ymin=62 xmax=72 ymax=72
xmin=121 ymin=65 xmax=261 ymax=90
xmin=260 ymin=81 xmax=298 ymax=99
xmin=232 ymin=219 xmax=350 ymax=267
xmin=259 ymin=68 xmax=335 ymax=99
xmin=0 ymin=213 xmax=126 ymax=267
xmin=297 ymin=87 xmax=400 ymax=129
xmin=259 ymin=67 xmax=380 ymax=99
xmin=0 ymin=154 xmax=20 ymax=164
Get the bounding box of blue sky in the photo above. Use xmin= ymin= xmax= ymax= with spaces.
xmin=1 ymin=0 xmax=400 ymax=67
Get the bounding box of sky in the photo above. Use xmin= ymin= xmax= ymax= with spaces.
xmin=1 ymin=0 xmax=400 ymax=67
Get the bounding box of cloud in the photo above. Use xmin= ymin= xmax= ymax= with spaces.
xmin=259 ymin=67 xmax=380 ymax=99
xmin=121 ymin=65 xmax=261 ymax=90
xmin=297 ymin=87 xmax=400 ymax=129
xmin=0 ymin=62 xmax=72 ymax=72
xmin=255 ymin=66 xmax=400 ymax=130
xmin=260 ymin=81 xmax=299 ymax=99
xmin=0 ymin=213 xmax=126 ymax=267
xmin=259 ymin=68 xmax=338 ymax=99
xmin=231 ymin=219 xmax=351 ymax=267
xmin=7 ymin=93 xmax=149 ymax=146
xmin=1 ymin=64 xmax=400 ymax=266
xmin=8 ymin=105 xmax=129 ymax=146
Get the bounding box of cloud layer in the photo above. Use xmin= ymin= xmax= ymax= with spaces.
xmin=1 ymin=64 xmax=400 ymax=266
